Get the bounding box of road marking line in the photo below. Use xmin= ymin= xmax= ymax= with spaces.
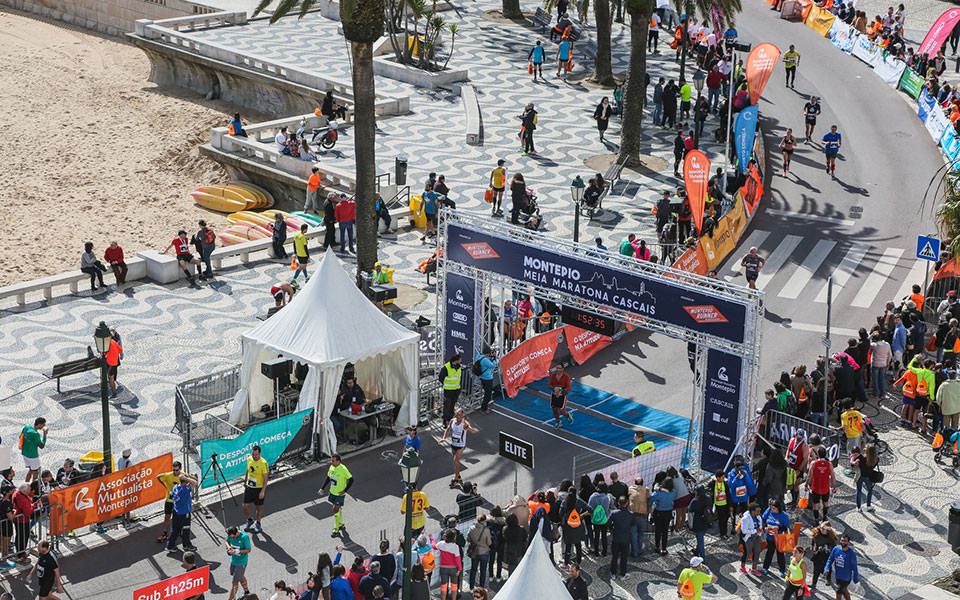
xmin=851 ymin=248 xmax=904 ymax=308
xmin=765 ymin=208 xmax=856 ymax=227
xmin=777 ymin=239 xmax=836 ymax=299
xmin=779 ymin=321 xmax=860 ymax=338
xmin=492 ymin=407 xmax=621 ymax=460
xmin=893 ymin=260 xmax=930 ymax=307
xmin=814 ymin=243 xmax=870 ymax=303
xmin=756 ymin=234 xmax=803 ymax=290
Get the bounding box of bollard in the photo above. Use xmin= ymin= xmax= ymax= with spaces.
xmin=396 ymin=155 xmax=408 ymax=186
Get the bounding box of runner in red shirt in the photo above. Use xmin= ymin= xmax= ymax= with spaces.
xmin=805 ymin=446 xmax=836 ymax=522
xmin=163 ymin=230 xmax=202 ymax=284
xmin=548 ymin=364 xmax=574 ymax=429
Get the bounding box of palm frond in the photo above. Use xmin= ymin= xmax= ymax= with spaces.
xmin=299 ymin=0 xmax=318 ymax=19
xmin=252 ymin=0 xmax=274 ymax=18
xmin=268 ymin=0 xmax=302 ymax=22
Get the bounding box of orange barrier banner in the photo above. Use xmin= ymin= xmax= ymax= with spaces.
xmin=739 ymin=167 xmax=765 ymax=217
xmin=745 ymin=43 xmax=781 ymax=106
xmin=499 ymin=330 xmax=562 ymax=398
xmin=671 ymin=244 xmax=709 ymax=275
xmin=683 ymin=150 xmax=710 ymax=235
xmin=50 ymin=453 xmax=172 ymax=535
xmin=805 ymin=5 xmax=836 ymax=36
xmin=700 ymin=197 xmax=748 ymax=269
xmin=564 ymin=325 xmax=611 ymax=365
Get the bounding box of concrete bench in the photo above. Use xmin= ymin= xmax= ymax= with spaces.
xmin=461 ymin=85 xmax=483 ymax=146
xmin=0 ymin=258 xmax=146 ymax=306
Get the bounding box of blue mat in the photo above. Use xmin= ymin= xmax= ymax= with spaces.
xmin=503 ymin=389 xmax=675 ymax=451
xmin=525 ymin=379 xmax=690 ymax=439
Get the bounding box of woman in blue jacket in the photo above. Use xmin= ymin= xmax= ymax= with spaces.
xmin=727 ymin=461 xmax=758 ymax=516
xmin=330 ymin=564 xmax=354 ymax=600
xmin=649 ymin=478 xmax=677 ymax=556
xmin=761 ymin=500 xmax=791 ymax=576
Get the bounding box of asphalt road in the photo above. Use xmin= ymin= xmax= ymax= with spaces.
xmin=570 ymin=0 xmax=946 ymax=420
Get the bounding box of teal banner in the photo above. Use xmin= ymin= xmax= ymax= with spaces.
xmin=199 ymin=409 xmax=313 ymax=488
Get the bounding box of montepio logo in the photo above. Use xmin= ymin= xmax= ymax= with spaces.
xmin=683 ymin=305 xmax=729 ymax=324
xmin=461 ymin=242 xmax=499 ymax=259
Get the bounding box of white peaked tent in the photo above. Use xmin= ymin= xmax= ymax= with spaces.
xmin=494 ymin=536 xmax=574 ymax=600
xmin=228 ymin=251 xmax=419 ymax=456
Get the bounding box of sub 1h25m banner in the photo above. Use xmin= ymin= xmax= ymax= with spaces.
xmin=734 ymin=105 xmax=759 ymax=174
xmin=700 ymin=349 xmax=742 ymax=473
xmin=199 ymin=409 xmax=314 ymax=488
xmin=443 ymin=272 xmax=476 ymax=364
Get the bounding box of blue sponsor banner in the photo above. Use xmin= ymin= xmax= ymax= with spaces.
xmin=734 ymin=106 xmax=759 ymax=174
xmin=700 ymin=350 xmax=742 ymax=473
xmin=942 ymin=124 xmax=960 ymax=163
xmin=918 ymin=87 xmax=936 ymax=123
xmin=199 ymin=409 xmax=313 ymax=488
xmin=446 ymin=224 xmax=748 ymax=344
xmin=443 ymin=272 xmax=476 ymax=363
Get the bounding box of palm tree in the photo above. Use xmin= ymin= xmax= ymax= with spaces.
xmin=675 ymin=0 xmax=742 ymax=80
xmin=592 ymin=0 xmax=615 ymax=86
xmin=617 ymin=0 xmax=653 ymax=166
xmin=502 ymin=0 xmax=522 ymax=19
xmin=255 ymin=0 xmax=384 ymax=278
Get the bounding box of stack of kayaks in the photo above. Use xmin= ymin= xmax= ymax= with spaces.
xmin=191 ymin=181 xmax=275 ymax=212
xmin=219 ymin=210 xmax=321 ymax=246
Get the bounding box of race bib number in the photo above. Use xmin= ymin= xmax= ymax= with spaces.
xmin=734 ymin=485 xmax=747 ymax=498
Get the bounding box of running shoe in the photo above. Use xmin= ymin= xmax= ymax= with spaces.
xmin=253 ymin=522 xmax=262 ymax=534
xmin=566 ymin=414 xmax=575 ymax=424
xmin=740 ymin=566 xmax=747 ymax=574
xmin=751 ymin=569 xmax=763 ymax=576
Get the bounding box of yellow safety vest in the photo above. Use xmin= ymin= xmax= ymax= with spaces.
xmin=786 ymin=558 xmax=803 ymax=584
xmin=632 ymin=441 xmax=654 ymax=457
xmin=443 ymin=363 xmax=462 ymax=390
xmin=714 ymin=481 xmax=727 ymax=506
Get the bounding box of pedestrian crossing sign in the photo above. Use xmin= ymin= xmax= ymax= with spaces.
xmin=917 ymin=235 xmax=940 ymax=262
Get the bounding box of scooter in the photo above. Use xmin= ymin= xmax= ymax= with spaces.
xmin=311 ymin=120 xmax=339 ymax=149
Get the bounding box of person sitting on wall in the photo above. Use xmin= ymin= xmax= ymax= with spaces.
xmin=229 ymin=113 xmax=247 ymax=137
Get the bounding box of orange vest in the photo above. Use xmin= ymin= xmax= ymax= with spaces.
xmin=420 ymin=551 xmax=435 ymax=573
xmin=528 ymin=501 xmax=549 ymax=521
xmin=911 ymin=293 xmax=925 ymax=311
xmin=539 ymin=312 xmax=552 ymax=327
xmin=917 ymin=377 xmax=929 ymax=396
xmin=897 ymin=371 xmax=917 ymax=398
xmin=308 ymin=173 xmax=322 ymax=192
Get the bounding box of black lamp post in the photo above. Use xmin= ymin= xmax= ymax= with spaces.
xmin=571 ymin=175 xmax=585 ymax=243
xmin=399 ymin=448 xmax=422 ymax=600
xmin=94 ymin=321 xmax=114 ymax=474
xmin=692 ymin=69 xmax=706 ymax=148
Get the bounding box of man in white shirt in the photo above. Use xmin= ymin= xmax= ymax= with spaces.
xmin=275 ymin=126 xmax=290 ymax=154
xmin=738 ymin=503 xmax=762 ymax=574
xmin=648 ymin=12 xmax=661 ymax=53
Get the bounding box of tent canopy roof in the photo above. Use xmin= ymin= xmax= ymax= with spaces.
xmin=242 ymin=251 xmax=418 ymax=366
xmin=493 ymin=535 xmax=573 ymax=600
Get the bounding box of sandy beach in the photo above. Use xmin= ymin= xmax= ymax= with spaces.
xmin=0 ymin=9 xmax=261 ymax=287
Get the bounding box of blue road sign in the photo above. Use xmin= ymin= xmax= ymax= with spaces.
xmin=917 ymin=235 xmax=940 ymax=262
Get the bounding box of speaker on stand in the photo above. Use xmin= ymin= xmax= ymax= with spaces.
xmin=262 ymin=358 xmax=292 ymax=419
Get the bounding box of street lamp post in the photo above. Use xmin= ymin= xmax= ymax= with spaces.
xmin=93 ymin=321 xmax=114 ymax=474
xmin=571 ymin=175 xmax=585 ymax=243
xmin=722 ymin=41 xmax=752 ymax=196
xmin=399 ymin=448 xmax=422 ymax=600
xmin=692 ymin=69 xmax=706 ymax=148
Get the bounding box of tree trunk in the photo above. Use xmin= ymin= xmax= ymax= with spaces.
xmin=618 ymin=7 xmax=649 ymax=166
xmin=502 ymin=0 xmax=522 ymax=19
xmin=592 ymin=0 xmax=615 ymax=86
xmin=351 ymin=41 xmax=379 ymax=278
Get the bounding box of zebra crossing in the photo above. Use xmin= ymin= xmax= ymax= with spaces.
xmin=723 ymin=229 xmax=930 ymax=309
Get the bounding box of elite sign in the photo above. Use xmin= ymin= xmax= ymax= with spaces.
xmin=446 ymin=223 xmax=748 ymax=344
xmin=498 ymin=431 xmax=534 ymax=468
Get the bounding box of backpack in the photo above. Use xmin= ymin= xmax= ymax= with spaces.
xmin=203 ymin=227 xmax=216 ymax=245
xmin=472 ymin=361 xmax=483 ymax=377
xmin=591 ymin=503 xmax=608 ymax=525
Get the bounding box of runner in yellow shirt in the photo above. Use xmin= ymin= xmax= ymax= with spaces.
xmin=677 ymin=556 xmax=716 ymax=599
xmin=783 ymin=44 xmax=800 ymax=88
xmin=400 ymin=484 xmax=431 ymax=537
xmin=488 ymin=159 xmax=507 ymax=217
xmin=243 ymin=445 xmax=269 ymax=533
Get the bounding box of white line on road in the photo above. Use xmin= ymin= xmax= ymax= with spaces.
xmin=492 ymin=407 xmax=621 ymax=460
xmin=893 ymin=259 xmax=930 ymax=306
xmin=764 ymin=208 xmax=856 ymax=227
xmin=777 ymin=239 xmax=837 ymax=299
xmin=756 ymin=234 xmax=803 ymax=290
xmin=814 ymin=243 xmax=870 ymax=303
xmin=851 ymin=248 xmax=905 ymax=308
xmin=780 ymin=321 xmax=860 ymax=338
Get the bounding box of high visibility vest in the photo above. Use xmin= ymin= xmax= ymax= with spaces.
xmin=566 ymin=510 xmax=582 ymax=528
xmin=679 ymin=577 xmax=695 ymax=599
xmin=442 ymin=363 xmax=462 ymax=390
xmin=901 ymin=372 xmax=916 ymax=398
xmin=917 ymin=377 xmax=929 ymax=396
xmin=786 ymin=559 xmax=803 ymax=584
xmin=713 ymin=481 xmax=727 ymax=506
xmin=632 ymin=441 xmax=655 ymax=457
xmin=528 ymin=501 xmax=549 ymax=520
xmin=539 ymin=312 xmax=552 ymax=327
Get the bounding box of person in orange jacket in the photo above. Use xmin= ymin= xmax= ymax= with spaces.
xmin=894 ymin=367 xmax=917 ymax=428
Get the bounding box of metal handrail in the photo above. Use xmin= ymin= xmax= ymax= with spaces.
xmin=385 ymin=185 xmax=410 ymax=210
